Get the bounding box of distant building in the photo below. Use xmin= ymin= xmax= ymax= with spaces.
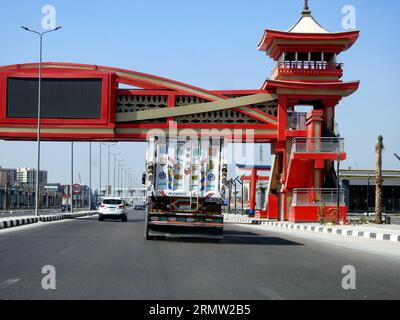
xmin=340 ymin=170 xmax=400 ymax=214
xmin=0 ymin=167 xmax=17 ymax=187
xmin=44 ymin=183 xmax=63 ymax=192
xmin=16 ymin=167 xmax=48 ymax=188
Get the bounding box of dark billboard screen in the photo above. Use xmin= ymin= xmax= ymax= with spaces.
xmin=7 ymin=78 xmax=102 ymax=119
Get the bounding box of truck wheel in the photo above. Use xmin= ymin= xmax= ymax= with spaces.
xmin=146 ymin=234 xmax=154 ymax=241
xmin=145 ymin=223 xmax=155 ymax=240
xmin=145 ymin=231 xmax=155 ymax=241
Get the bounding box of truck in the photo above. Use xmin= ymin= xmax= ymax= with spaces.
xmin=144 ymin=137 xmax=227 ymax=240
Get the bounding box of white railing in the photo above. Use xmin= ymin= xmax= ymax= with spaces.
xmin=292 ymin=188 xmax=345 ymax=206
xmin=292 ymin=138 xmax=345 ymax=154
xmin=277 ymin=61 xmax=343 ymax=71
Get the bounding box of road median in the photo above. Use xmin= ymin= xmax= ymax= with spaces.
xmin=224 ymin=214 xmax=400 ymax=243
xmin=0 ymin=212 xmax=97 ymax=230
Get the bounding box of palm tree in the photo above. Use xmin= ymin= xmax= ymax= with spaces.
xmin=375 ymin=135 xmax=384 ymax=224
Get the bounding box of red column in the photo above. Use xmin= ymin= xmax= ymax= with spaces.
xmin=249 ymin=169 xmax=257 ymax=216
xmin=278 ymin=96 xmax=287 ymax=141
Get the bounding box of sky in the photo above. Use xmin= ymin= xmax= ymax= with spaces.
xmin=0 ymin=0 xmax=399 ymax=188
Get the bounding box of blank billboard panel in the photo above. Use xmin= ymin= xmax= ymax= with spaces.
xmin=7 ymin=78 xmax=102 ymax=119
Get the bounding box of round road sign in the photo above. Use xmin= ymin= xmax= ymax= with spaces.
xmin=72 ymin=184 xmax=82 ymax=195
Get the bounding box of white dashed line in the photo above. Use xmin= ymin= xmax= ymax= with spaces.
xmin=0 ymin=279 xmax=20 ymax=289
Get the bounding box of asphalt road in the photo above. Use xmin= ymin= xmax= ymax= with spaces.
xmin=0 ymin=211 xmax=399 ymax=300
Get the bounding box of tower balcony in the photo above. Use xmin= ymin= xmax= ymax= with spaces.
xmin=272 ymin=61 xmax=343 ymax=81
xmin=291 ymin=137 xmax=345 ymax=160
xmin=285 ymin=138 xmax=346 ymax=190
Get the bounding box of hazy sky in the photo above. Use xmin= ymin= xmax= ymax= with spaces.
xmin=0 ymin=0 xmax=399 ymax=187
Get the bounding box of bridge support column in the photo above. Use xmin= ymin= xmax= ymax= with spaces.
xmin=249 ymin=169 xmax=257 ymax=217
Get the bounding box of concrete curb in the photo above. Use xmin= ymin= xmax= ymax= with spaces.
xmin=224 ymin=215 xmax=400 ymax=243
xmin=0 ymin=212 xmax=96 ymax=230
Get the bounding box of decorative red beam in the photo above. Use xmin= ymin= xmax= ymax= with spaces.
xmin=241 ymin=176 xmax=270 ymax=182
xmin=236 ymin=165 xmax=272 ymax=171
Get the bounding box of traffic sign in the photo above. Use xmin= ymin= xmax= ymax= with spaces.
xmin=72 ymin=184 xmax=82 ymax=195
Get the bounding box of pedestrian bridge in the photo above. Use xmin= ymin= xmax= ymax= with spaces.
xmin=0 ymin=62 xmax=278 ymax=143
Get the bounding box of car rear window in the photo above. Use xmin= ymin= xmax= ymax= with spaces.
xmin=103 ymin=199 xmax=122 ymax=205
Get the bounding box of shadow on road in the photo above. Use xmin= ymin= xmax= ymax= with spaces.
xmin=69 ymin=217 xmax=303 ymax=246
xmin=173 ymin=230 xmax=304 ymax=246
xmin=75 ymin=216 xmax=145 ymax=224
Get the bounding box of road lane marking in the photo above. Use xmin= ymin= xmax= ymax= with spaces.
xmin=257 ymin=286 xmax=284 ymax=300
xmin=76 ymin=214 xmax=99 ymax=219
xmin=1 ymin=279 xmax=20 ymax=289
xmin=58 ymin=245 xmax=75 ymax=255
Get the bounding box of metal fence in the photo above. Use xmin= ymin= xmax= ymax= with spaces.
xmin=292 ymin=188 xmax=345 ymax=206
xmin=0 ymin=209 xmax=63 ymax=219
xmin=292 ymin=137 xmax=345 ymax=153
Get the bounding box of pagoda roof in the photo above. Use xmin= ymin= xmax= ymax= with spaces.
xmin=288 ymin=12 xmax=329 ymax=34
xmin=261 ymin=79 xmax=360 ymax=97
xmin=258 ymin=4 xmax=359 ymax=59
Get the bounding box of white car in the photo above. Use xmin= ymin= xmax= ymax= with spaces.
xmin=99 ymin=198 xmax=128 ymax=222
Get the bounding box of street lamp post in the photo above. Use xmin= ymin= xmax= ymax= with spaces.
xmin=111 ymin=152 xmax=120 ymax=197
xmin=233 ymin=179 xmax=237 ymax=214
xmin=126 ymin=169 xmax=130 ymax=198
xmin=227 ymin=179 xmax=233 ymax=214
xmin=117 ymin=159 xmax=125 ymax=197
xmin=71 ymin=141 xmax=74 ymax=213
xmin=128 ymin=170 xmax=133 ymax=198
xmin=129 ymin=172 xmax=133 ymax=197
xmin=124 ymin=167 xmax=129 ymax=197
xmin=88 ymin=142 xmax=92 ymax=212
xmin=99 ymin=143 xmax=102 ymax=201
xmin=235 ymin=176 xmax=244 ymax=215
xmin=127 ymin=170 xmax=133 ymax=198
xmin=21 ymin=25 xmax=62 ymax=217
xmin=102 ymin=143 xmax=115 ymax=197
xmin=337 ymin=153 xmax=341 ymax=222
xmin=367 ymin=175 xmax=370 ymax=217
xmin=120 ymin=165 xmax=125 ymax=199
xmin=124 ymin=168 xmax=129 ymax=198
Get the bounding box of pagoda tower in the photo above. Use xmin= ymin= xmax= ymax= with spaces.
xmin=258 ymin=1 xmax=360 ymax=222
